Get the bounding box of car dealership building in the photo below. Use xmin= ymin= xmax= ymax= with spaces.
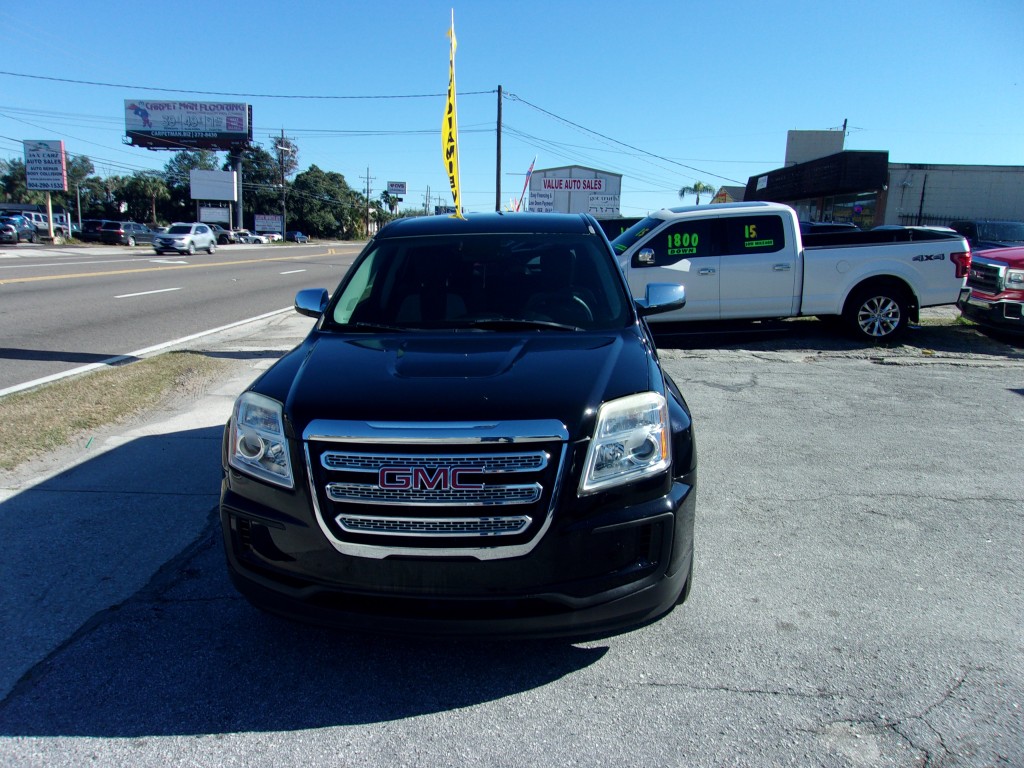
xmin=740 ymin=131 xmax=1024 ymax=230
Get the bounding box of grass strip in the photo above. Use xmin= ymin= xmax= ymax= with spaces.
xmin=0 ymin=352 xmax=229 ymax=471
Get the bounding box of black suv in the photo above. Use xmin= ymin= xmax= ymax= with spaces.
xmin=99 ymin=221 xmax=156 ymax=246
xmin=80 ymin=219 xmax=109 ymax=242
xmin=220 ymin=212 xmax=696 ymax=639
xmin=949 ymin=219 xmax=1024 ymax=251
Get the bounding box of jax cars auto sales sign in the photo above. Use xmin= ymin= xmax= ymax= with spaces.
xmin=23 ymin=140 xmax=67 ymax=192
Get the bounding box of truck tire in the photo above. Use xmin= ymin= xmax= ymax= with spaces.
xmin=843 ymin=282 xmax=911 ymax=342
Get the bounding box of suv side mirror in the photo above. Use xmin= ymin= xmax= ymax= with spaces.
xmin=295 ymin=288 xmax=329 ymax=318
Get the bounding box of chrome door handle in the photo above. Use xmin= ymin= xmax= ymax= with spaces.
xmin=773 ymin=263 xmax=791 ymax=271
xmin=698 ymin=268 xmax=716 ymax=276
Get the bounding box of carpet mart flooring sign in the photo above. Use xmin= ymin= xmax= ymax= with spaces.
xmin=23 ymin=140 xmax=67 ymax=191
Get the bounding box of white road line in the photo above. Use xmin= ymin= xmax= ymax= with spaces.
xmin=0 ymin=306 xmax=292 ymax=399
xmin=279 ymin=269 xmax=307 ymax=275
xmin=115 ymin=287 xmax=183 ymax=299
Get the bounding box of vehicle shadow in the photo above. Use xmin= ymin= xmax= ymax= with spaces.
xmin=0 ymin=427 xmax=606 ymax=738
xmin=650 ymin=317 xmax=1023 ymax=356
xmin=0 ymin=346 xmax=138 ymax=364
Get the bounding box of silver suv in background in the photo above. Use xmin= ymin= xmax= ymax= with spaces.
xmin=153 ymin=222 xmax=217 ymax=255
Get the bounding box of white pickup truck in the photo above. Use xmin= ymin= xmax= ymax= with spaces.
xmin=611 ymin=202 xmax=971 ymax=341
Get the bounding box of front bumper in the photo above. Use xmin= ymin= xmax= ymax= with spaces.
xmin=220 ymin=474 xmax=695 ymax=640
xmin=958 ymin=291 xmax=1024 ymax=335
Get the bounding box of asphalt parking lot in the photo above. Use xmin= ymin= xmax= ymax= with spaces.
xmin=0 ymin=314 xmax=1021 ymax=766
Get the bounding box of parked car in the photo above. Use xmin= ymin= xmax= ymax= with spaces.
xmin=220 ymin=211 xmax=695 ymax=638
xmin=957 ymin=245 xmax=1024 ymax=336
xmin=286 ymin=230 xmax=309 ymax=243
xmin=0 ymin=215 xmax=37 ymax=243
xmin=237 ymin=230 xmax=268 ymax=244
xmin=259 ymin=232 xmax=283 ymax=242
xmin=153 ymin=222 xmax=217 ymax=255
xmin=80 ymin=219 xmax=108 ymax=242
xmin=207 ymin=223 xmax=238 ymax=245
xmin=0 ymin=218 xmax=20 ymax=244
xmin=948 ymin=219 xmax=1024 ymax=251
xmin=99 ymin=221 xmax=156 ymax=246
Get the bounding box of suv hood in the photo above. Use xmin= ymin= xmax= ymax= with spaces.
xmin=975 ymin=246 xmax=1024 ymax=268
xmin=262 ymin=329 xmax=656 ymax=440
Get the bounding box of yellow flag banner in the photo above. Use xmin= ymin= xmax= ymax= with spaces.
xmin=442 ymin=10 xmax=464 ymax=219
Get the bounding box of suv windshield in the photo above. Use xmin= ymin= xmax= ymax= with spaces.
xmin=978 ymin=222 xmax=1024 ymax=242
xmin=326 ymin=233 xmax=631 ymax=331
xmin=167 ymin=225 xmax=192 ymax=234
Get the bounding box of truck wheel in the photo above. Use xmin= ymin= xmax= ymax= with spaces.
xmin=844 ymin=283 xmax=911 ymax=342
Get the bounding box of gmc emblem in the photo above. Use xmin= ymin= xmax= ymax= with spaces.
xmin=379 ymin=466 xmax=484 ymax=491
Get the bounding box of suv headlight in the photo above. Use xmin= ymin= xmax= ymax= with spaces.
xmin=1006 ymin=269 xmax=1024 ymax=287
xmin=228 ymin=392 xmax=294 ymax=488
xmin=579 ymin=392 xmax=670 ymax=494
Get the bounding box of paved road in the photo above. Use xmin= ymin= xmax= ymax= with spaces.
xmin=0 ymin=313 xmax=1021 ymax=766
xmin=0 ymin=240 xmax=360 ymax=392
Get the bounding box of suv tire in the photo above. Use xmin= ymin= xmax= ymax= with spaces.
xmin=187 ymin=242 xmax=196 ymax=256
xmin=208 ymin=240 xmax=216 ymax=254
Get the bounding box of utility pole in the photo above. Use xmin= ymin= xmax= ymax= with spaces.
xmin=361 ymin=167 xmax=374 ymax=236
xmin=274 ymin=129 xmax=294 ymax=238
xmin=495 ymin=85 xmax=502 ymax=212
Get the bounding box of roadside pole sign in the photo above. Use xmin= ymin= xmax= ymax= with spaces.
xmin=23 ymin=140 xmax=68 ymax=191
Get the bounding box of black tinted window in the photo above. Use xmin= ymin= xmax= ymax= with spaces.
xmin=721 ymin=215 xmax=786 ymax=255
xmin=329 ymin=233 xmax=630 ymax=330
xmin=632 ymin=219 xmax=714 ymax=267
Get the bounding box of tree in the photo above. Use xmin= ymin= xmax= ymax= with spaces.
xmin=162 ymin=150 xmax=219 ymax=220
xmin=289 ymin=164 xmax=363 ymax=238
xmin=235 ymin=146 xmax=284 ymax=227
xmin=380 ymin=190 xmax=399 ymax=214
xmin=678 ymin=181 xmax=716 ymax=206
xmin=120 ymin=171 xmax=170 ymax=224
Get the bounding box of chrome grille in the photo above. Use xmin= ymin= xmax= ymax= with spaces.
xmin=326 ymin=481 xmax=542 ymax=506
xmin=322 ymin=451 xmax=547 ymax=473
xmin=967 ymin=261 xmax=1004 ymax=294
xmin=303 ymin=418 xmax=568 ymax=560
xmin=336 ymin=513 xmax=530 ymax=537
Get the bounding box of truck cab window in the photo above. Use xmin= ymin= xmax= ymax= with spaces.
xmin=721 ymin=215 xmax=786 ymax=257
xmin=632 ymin=219 xmax=713 ymax=268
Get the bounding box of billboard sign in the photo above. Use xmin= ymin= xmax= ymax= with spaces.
xmin=23 ymin=140 xmax=67 ymax=191
xmin=190 ymin=170 xmax=238 ymax=202
xmin=125 ymin=100 xmax=252 ymax=150
xmin=387 ymin=181 xmax=407 ymax=195
xmin=527 ymin=190 xmax=554 ymax=213
xmin=255 ymin=214 xmax=283 ymax=233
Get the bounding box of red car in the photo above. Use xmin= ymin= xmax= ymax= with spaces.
xmin=958 ymin=245 xmax=1024 ymax=336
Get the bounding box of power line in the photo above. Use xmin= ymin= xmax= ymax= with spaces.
xmin=504 ymin=91 xmax=745 ymax=185
xmin=0 ymin=70 xmax=495 ymax=100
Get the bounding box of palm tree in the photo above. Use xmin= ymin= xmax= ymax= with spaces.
xmin=678 ymin=181 xmax=716 ymax=206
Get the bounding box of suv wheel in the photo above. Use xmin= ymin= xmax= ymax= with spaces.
xmin=208 ymin=240 xmax=217 ymax=254
xmin=127 ymin=236 xmax=136 ymax=247
xmin=187 ymin=242 xmax=196 ymax=256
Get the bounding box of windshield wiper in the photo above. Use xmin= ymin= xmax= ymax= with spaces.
xmin=341 ymin=321 xmax=412 ymax=333
xmin=458 ymin=317 xmax=582 ymax=332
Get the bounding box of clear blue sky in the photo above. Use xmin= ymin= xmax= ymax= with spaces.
xmin=2 ymin=0 xmax=1021 ymax=217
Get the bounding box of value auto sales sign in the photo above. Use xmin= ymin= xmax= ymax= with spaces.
xmin=23 ymin=140 xmax=67 ymax=192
